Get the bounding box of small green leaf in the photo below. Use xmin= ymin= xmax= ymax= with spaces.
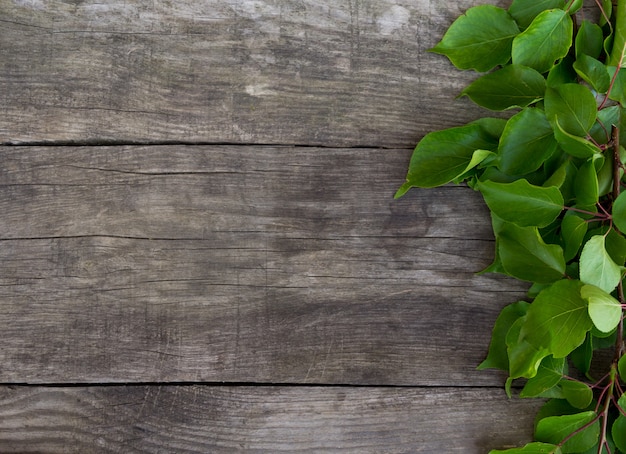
xmin=478 ymin=301 xmax=530 ymax=371
xmin=544 ymin=159 xmax=578 ymax=204
xmin=573 ymin=55 xmax=611 ymax=93
xmin=565 ymin=0 xmax=583 ymax=14
xmin=618 ymin=354 xmax=626 ymax=380
xmin=461 ymin=65 xmax=546 ymax=111
xmin=570 ymin=334 xmax=592 ymax=375
xmin=476 ymin=179 xmax=563 ymax=228
xmin=612 ymin=415 xmax=626 ymax=453
xmin=559 ymin=379 xmax=593 ymax=409
xmin=607 ymin=67 xmax=626 ymax=106
xmin=522 ymin=279 xmax=592 ymax=358
xmin=574 ymin=159 xmax=599 ymax=206
xmin=490 ymin=443 xmax=562 ymax=454
xmin=507 ymin=315 xmax=550 ymax=379
xmin=548 ymin=56 xmax=577 ymax=87
xmin=575 ymin=20 xmax=603 ymax=59
xmin=508 ymin=0 xmax=566 ymax=29
xmin=554 ymin=119 xmax=601 ymax=159
xmin=579 ymin=236 xmax=623 ymax=294
xmin=520 ymin=356 xmax=565 ymax=398
xmin=535 ymin=412 xmax=599 ymax=453
xmin=512 ymin=9 xmax=573 ymax=73
xmin=581 ymin=284 xmax=622 ymax=333
xmin=395 ymin=124 xmax=497 ymax=194
xmin=613 ymin=192 xmax=626 ymax=234
xmin=498 ymin=108 xmax=559 ymax=175
xmin=605 ymin=229 xmax=626 ymax=266
xmin=430 ymin=5 xmax=520 ymax=72
xmin=498 ymin=223 xmax=566 ymax=283
xmin=471 ymin=117 xmax=509 ymax=140
xmin=589 ymin=106 xmax=621 ymax=145
xmin=561 ymin=214 xmax=587 ymax=261
xmin=545 ymin=84 xmax=598 ymax=136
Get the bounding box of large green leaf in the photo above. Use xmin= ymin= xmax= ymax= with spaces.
xmin=545 ymin=84 xmax=598 ymax=136
xmin=522 ymin=279 xmax=592 ymax=358
xmin=497 ymin=223 xmax=565 ymax=283
xmin=478 ymin=301 xmax=530 ymax=371
xmin=476 ymin=179 xmax=563 ymax=227
xmin=395 ymin=124 xmax=497 ymax=195
xmin=575 ymin=20 xmax=604 ymax=59
xmin=579 ymin=235 xmax=622 ymax=294
xmin=461 ymin=65 xmax=546 ymax=110
xmin=508 ymin=0 xmax=566 ymax=29
xmin=619 ymin=354 xmax=626 ymax=382
xmin=490 ymin=443 xmax=562 ymax=454
xmin=498 ymin=108 xmax=559 ymax=175
xmin=430 ymin=5 xmax=520 ymax=72
xmin=512 ymin=9 xmax=573 ymax=73
xmin=535 ymin=412 xmax=599 ymax=453
xmin=520 ymin=356 xmax=565 ymax=397
xmin=581 ymin=284 xmax=622 ymax=333
xmin=608 ymin=0 xmax=626 ymax=66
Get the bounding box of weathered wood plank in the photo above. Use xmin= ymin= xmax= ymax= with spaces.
xmin=0 ymin=0 xmax=508 ymax=147
xmin=0 ymin=385 xmax=542 ymax=453
xmin=0 ymin=145 xmax=528 ymax=384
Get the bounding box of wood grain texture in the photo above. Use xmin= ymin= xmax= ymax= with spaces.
xmin=0 ymin=145 xmax=528 ymax=384
xmin=0 ymin=0 xmax=509 ymax=147
xmin=0 ymin=385 xmax=543 ymax=453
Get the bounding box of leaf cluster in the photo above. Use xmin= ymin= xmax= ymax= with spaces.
xmin=397 ymin=0 xmax=626 ymax=452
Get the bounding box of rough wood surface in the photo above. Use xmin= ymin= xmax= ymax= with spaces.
xmin=0 ymin=385 xmax=542 ymax=453
xmin=0 ymin=145 xmax=528 ymax=384
xmin=0 ymin=0 xmax=508 ymax=147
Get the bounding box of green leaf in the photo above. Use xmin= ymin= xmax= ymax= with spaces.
xmin=574 ymin=159 xmax=599 ymax=206
xmin=522 ymin=279 xmax=592 ymax=357
xmin=605 ymin=229 xmax=626 ymax=266
xmin=507 ymin=315 xmax=550 ymax=379
xmin=607 ymin=67 xmax=626 ymax=105
xmin=395 ymin=124 xmax=497 ymax=195
xmin=573 ymin=55 xmax=611 ymax=93
xmin=581 ymin=284 xmax=622 ymax=333
xmin=618 ymin=354 xmax=626 ymax=380
xmin=565 ymin=0 xmax=583 ymax=14
xmin=548 ymin=56 xmax=577 ymax=87
xmin=575 ymin=20 xmax=604 ymax=59
xmin=512 ymin=9 xmax=573 ymax=73
xmin=608 ymin=0 xmax=626 ymax=66
xmin=478 ymin=301 xmax=530 ymax=371
xmin=461 ymin=65 xmax=546 ymax=111
xmin=613 ymin=192 xmax=626 ymax=234
xmin=430 ymin=5 xmax=520 ymax=72
xmin=490 ymin=443 xmax=562 ymax=454
xmin=559 ymin=379 xmax=593 ymax=409
xmin=612 ymin=415 xmax=626 ymax=453
xmin=498 ymin=108 xmax=559 ymax=175
xmin=545 ymin=84 xmax=598 ymax=136
xmin=544 ymin=159 xmax=578 ymax=204
xmin=561 ymin=214 xmax=588 ymax=261
xmin=520 ymin=356 xmax=565 ymax=397
xmin=508 ymin=0 xmax=566 ymax=29
xmin=579 ymin=235 xmax=623 ymax=294
xmin=471 ymin=117 xmax=509 ymax=140
xmin=476 ymin=179 xmax=563 ymax=228
xmin=589 ymin=106 xmax=621 ymax=146
xmin=535 ymin=412 xmax=599 ymax=453
xmin=554 ymin=120 xmax=601 ymax=159
xmin=498 ymin=223 xmax=566 ymax=283
xmin=570 ymin=334 xmax=592 ymax=374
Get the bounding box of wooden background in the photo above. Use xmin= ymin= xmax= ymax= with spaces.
xmin=0 ymin=0 xmax=543 ymax=452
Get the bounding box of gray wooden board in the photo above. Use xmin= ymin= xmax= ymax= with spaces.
xmin=0 ymin=0 xmax=510 ymax=147
xmin=0 ymin=385 xmax=542 ymax=453
xmin=0 ymin=145 xmax=529 ymax=384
